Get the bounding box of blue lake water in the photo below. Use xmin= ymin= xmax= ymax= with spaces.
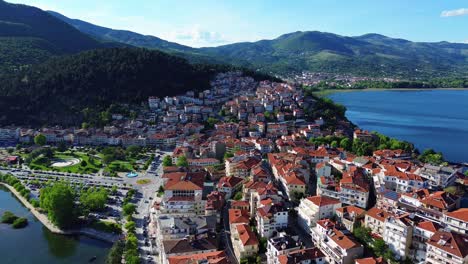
xmin=0 ymin=186 xmax=111 ymax=264
xmin=328 ymin=89 xmax=468 ymax=163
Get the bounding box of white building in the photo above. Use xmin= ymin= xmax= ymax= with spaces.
xmin=444 ymin=208 xmax=468 ymax=235
xmin=426 ymin=230 xmax=468 ymax=264
xmin=383 ymin=214 xmax=414 ymax=260
xmin=256 ymin=203 xmax=288 ymax=238
xmin=311 ymin=219 xmax=364 ymax=264
xmin=297 ymin=196 xmax=341 ymax=233
xmin=266 ymin=233 xmax=301 ymax=264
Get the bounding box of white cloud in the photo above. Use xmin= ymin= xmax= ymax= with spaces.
xmin=166 ymin=25 xmax=230 ymax=47
xmin=441 ymin=8 xmax=468 ymax=17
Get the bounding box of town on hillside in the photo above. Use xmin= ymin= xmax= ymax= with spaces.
xmin=1 ymin=71 xmax=468 ymax=264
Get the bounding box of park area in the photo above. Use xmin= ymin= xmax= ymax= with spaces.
xmin=20 ymin=145 xmax=152 ymax=176
xmin=28 ymin=150 xmax=102 ymax=174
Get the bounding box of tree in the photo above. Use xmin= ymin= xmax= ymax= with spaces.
xmin=176 ymin=155 xmax=189 ymax=167
xmin=330 ymin=140 xmax=338 ymax=148
xmin=40 ymin=182 xmax=77 ymax=228
xmin=340 ymin=138 xmax=352 ymax=151
xmin=12 ymin=217 xmax=28 ymax=229
xmin=1 ymin=211 xmax=18 ymax=224
xmin=80 ymin=160 xmax=88 ymax=167
xmin=34 ymin=134 xmax=46 ymax=146
xmin=122 ymin=203 xmax=136 ymax=216
xmin=80 ymin=187 xmax=108 ymax=212
xmin=125 ymin=221 xmax=136 ymax=233
xmin=372 ymin=238 xmax=387 ymax=257
xmin=106 ymin=240 xmax=124 ymax=264
xmin=162 ymin=155 xmax=173 ymax=167
xmin=353 ymin=225 xmax=372 ymax=245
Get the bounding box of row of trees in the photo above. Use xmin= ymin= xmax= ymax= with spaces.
xmin=162 ymin=155 xmax=188 ymax=167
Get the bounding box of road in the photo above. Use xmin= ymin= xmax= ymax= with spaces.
xmin=222 ymin=201 xmax=238 ymax=264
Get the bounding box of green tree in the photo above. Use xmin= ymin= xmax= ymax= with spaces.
xmin=372 ymin=238 xmax=387 ymax=257
xmin=330 ymin=140 xmax=338 ymax=148
xmin=12 ymin=217 xmax=28 ymax=229
xmin=125 ymin=221 xmax=136 ymax=233
xmin=40 ymin=182 xmax=77 ymax=228
xmin=80 ymin=187 xmax=108 ymax=212
xmin=122 ymin=203 xmax=136 ymax=216
xmin=106 ymin=240 xmax=124 ymax=264
xmin=34 ymin=134 xmax=46 ymax=146
xmin=162 ymin=155 xmax=173 ymax=167
xmin=176 ymin=155 xmax=189 ymax=167
xmin=340 ymin=138 xmax=352 ymax=151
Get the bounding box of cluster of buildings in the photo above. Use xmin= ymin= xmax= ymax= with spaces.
xmin=147 ymin=74 xmax=467 ymax=264
xmin=5 ymin=70 xmax=468 ymax=264
xmin=290 ymin=71 xmax=400 ymax=88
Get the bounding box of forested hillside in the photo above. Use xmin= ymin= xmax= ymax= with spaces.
xmin=0 ymin=48 xmax=272 ymax=126
xmin=0 ymin=0 xmax=119 ymax=71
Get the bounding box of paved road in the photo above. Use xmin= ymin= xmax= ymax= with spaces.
xmin=222 ymin=201 xmax=238 ymax=264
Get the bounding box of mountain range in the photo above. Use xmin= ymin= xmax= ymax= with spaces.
xmin=48 ymin=10 xmax=468 ymax=78
xmin=1 ymin=0 xmax=467 ymax=78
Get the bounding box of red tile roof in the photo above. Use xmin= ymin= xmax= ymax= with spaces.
xmin=228 ymin=209 xmax=250 ymax=225
xmin=445 ymin=208 xmax=468 ymax=222
xmin=428 ymin=231 xmax=468 ymax=258
xmin=235 ymin=224 xmax=258 ymax=246
xmin=306 ymin=196 xmax=340 ymax=207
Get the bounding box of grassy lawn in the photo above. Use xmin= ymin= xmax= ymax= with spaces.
xmin=105 ymin=160 xmax=135 ymax=173
xmin=29 ymin=151 xmax=103 ymax=174
xmin=136 ymin=179 xmax=151 ymax=185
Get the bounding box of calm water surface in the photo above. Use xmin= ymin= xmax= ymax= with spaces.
xmin=328 ymin=89 xmax=468 ymax=163
xmin=0 ymin=186 xmax=111 ymax=264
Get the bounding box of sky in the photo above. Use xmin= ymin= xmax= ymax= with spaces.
xmin=7 ymin=0 xmax=468 ymax=47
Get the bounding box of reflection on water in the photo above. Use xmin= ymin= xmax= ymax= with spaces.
xmin=328 ymin=90 xmax=468 ymax=162
xmin=0 ymin=187 xmax=110 ymax=264
xmin=43 ymin=226 xmax=78 ymax=258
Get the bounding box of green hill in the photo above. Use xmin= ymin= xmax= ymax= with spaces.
xmin=0 ymin=0 xmax=119 ymax=71
xmin=200 ymin=31 xmax=468 ymax=78
xmin=0 ymin=47 xmax=271 ymax=126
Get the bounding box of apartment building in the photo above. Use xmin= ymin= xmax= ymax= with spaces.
xmin=298 ymin=196 xmax=341 ymax=233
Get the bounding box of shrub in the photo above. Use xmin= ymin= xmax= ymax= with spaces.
xmin=12 ymin=217 xmax=28 ymax=229
xmin=1 ymin=211 xmax=18 ymax=224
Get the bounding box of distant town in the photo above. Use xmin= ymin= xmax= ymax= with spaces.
xmin=1 ymin=71 xmax=468 ymax=264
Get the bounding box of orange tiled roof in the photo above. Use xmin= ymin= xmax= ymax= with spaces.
xmin=306 ymin=196 xmax=340 ymax=207
xmin=235 ymin=224 xmax=259 ymax=246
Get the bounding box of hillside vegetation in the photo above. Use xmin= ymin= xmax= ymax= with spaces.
xmin=0 ymin=0 xmax=119 ymax=71
xmin=0 ymin=47 xmax=272 ymax=126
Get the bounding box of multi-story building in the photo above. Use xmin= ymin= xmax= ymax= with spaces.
xmin=231 ymin=223 xmax=259 ymax=261
xmin=298 ymin=196 xmax=341 ymax=233
xmin=444 ymin=208 xmax=468 ymax=235
xmin=426 ymin=230 xmax=468 ymax=264
xmin=365 ymin=207 xmax=391 ymax=236
xmin=256 ymin=203 xmax=288 ymax=238
xmin=412 ymin=221 xmax=441 ymax=262
xmin=311 ymin=219 xmax=364 ymax=264
xmin=416 ymin=164 xmax=458 ymax=189
xmin=160 ymin=172 xmax=205 ymax=215
xmin=217 ymin=176 xmax=244 ymax=199
xmin=383 ymin=214 xmax=414 ymax=260
xmin=335 ymin=205 xmax=365 ymax=232
xmin=266 ymin=233 xmax=301 ymax=264
xmin=277 ymin=247 xmax=326 ymax=264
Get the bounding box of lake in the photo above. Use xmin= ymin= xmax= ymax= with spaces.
xmin=0 ymin=186 xmax=111 ymax=264
xmin=328 ymin=89 xmax=468 ymax=163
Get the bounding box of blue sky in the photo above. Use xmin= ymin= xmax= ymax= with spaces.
xmin=8 ymin=0 xmax=468 ymax=47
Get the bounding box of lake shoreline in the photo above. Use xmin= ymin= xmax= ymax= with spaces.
xmin=314 ymin=87 xmax=468 ymax=96
xmin=327 ymin=89 xmax=468 ymax=163
xmin=0 ymin=182 xmax=118 ymax=244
